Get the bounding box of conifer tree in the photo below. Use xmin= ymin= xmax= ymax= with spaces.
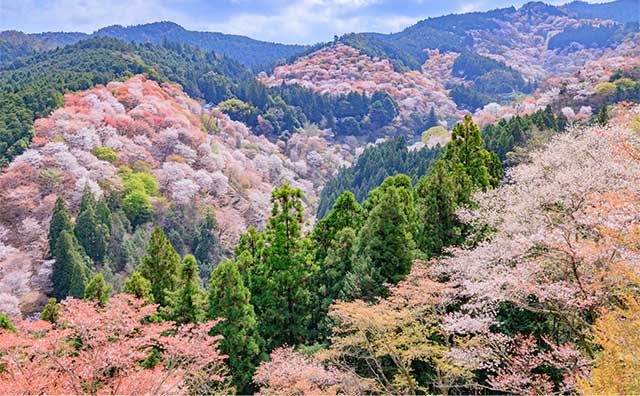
xmin=84 ymin=273 xmax=111 ymax=306
xmin=52 ymin=230 xmax=91 ymax=300
xmin=596 ymin=105 xmax=609 ymax=126
xmin=414 ymin=160 xmax=472 ymax=256
xmin=250 ymin=183 xmax=316 ymax=349
xmin=194 ymin=207 xmax=221 ymax=282
xmin=312 ymin=191 xmax=362 ymax=262
xmin=444 ymin=114 xmax=499 ymax=189
xmin=75 ymin=202 xmax=108 ymax=264
xmin=350 ymin=185 xmax=416 ymax=300
xmin=123 ymin=271 xmax=153 ymax=303
xmin=139 ymin=227 xmax=180 ymax=307
xmin=40 ymin=298 xmax=61 ymax=323
xmin=79 ymin=185 xmax=96 ymax=213
xmin=170 ymin=254 xmax=205 ymax=324
xmin=208 ymin=260 xmax=263 ymax=394
xmin=48 ymin=196 xmax=73 ymax=258
xmin=95 ymin=198 xmax=112 ymax=232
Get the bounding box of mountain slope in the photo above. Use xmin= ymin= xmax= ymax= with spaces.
xmin=0 ymin=75 xmax=349 ymax=316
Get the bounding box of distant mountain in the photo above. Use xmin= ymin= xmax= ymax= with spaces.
xmin=563 ymin=0 xmax=640 ymax=23
xmin=15 ymin=22 xmax=309 ymax=69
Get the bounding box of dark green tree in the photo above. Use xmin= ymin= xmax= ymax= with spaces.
xmin=414 ymin=160 xmax=472 ymax=256
xmin=193 ymin=207 xmax=222 ymax=283
xmin=84 ymin=273 xmax=111 ymax=306
xmin=170 ymin=254 xmax=205 ymax=324
xmin=208 ymin=260 xmax=263 ymax=394
xmin=74 ymin=202 xmax=108 ymax=264
xmin=596 ymin=105 xmax=609 ymax=126
xmin=349 ymin=184 xmax=416 ymax=300
xmin=248 ymin=183 xmax=316 ymax=349
xmin=139 ymin=227 xmax=180 ymax=307
xmin=95 ymin=199 xmax=113 ymax=232
xmin=52 ymin=230 xmax=91 ymax=300
xmin=312 ymin=190 xmax=363 ymax=262
xmin=48 ymin=196 xmax=73 ymax=258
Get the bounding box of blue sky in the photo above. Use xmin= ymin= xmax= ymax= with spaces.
xmin=0 ymin=0 xmax=594 ymax=44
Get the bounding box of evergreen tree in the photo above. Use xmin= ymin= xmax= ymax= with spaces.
xmin=208 ymin=260 xmax=263 ymax=394
xmin=444 ymin=114 xmax=499 ymax=189
xmin=84 ymin=273 xmax=111 ymax=306
xmin=427 ymin=106 xmax=438 ymax=129
xmin=95 ymin=199 xmax=113 ymax=232
xmin=596 ymin=105 xmax=609 ymax=126
xmin=48 ymin=196 xmax=73 ymax=258
xmin=249 ymin=183 xmax=316 ymax=349
xmin=74 ymin=203 xmax=108 ymax=264
xmin=52 ymin=230 xmax=91 ymax=300
xmin=414 ymin=160 xmax=472 ymax=256
xmin=139 ymin=227 xmax=180 ymax=307
xmin=123 ymin=271 xmax=153 ymax=303
xmin=79 ymin=185 xmax=96 ymax=214
xmin=170 ymin=254 xmax=205 ymax=324
xmin=193 ymin=207 xmax=222 ymax=283
xmin=312 ymin=191 xmax=363 ymax=262
xmin=41 ymin=298 xmax=61 ymax=323
xmin=350 ymin=185 xmax=416 ymax=300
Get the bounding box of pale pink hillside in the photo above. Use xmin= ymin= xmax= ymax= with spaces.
xmin=471 ymin=6 xmax=623 ymax=81
xmin=260 ymin=43 xmax=460 ymax=120
xmin=472 ymin=34 xmax=640 ymax=127
xmin=0 ymin=75 xmax=349 ymax=316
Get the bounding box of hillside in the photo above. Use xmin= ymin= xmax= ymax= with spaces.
xmin=0 ymin=75 xmax=350 ymax=317
xmin=4 ymin=22 xmax=309 ymax=69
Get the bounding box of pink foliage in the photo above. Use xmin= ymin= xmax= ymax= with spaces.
xmin=0 ymin=294 xmax=228 ymax=395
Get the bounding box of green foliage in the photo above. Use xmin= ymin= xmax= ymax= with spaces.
xmin=40 ymin=298 xmax=61 ymax=323
xmin=450 ymin=84 xmax=490 ymax=111
xmin=548 ymin=24 xmax=624 ymax=50
xmin=74 ymin=188 xmax=108 ymax=263
xmin=312 ymin=191 xmax=363 ymax=262
xmin=84 ymin=273 xmax=111 ymax=306
xmin=139 ymin=227 xmax=180 ymax=307
xmin=596 ymin=105 xmax=609 ymax=126
xmin=347 ymin=177 xmax=417 ymax=300
xmin=0 ymin=312 xmax=15 ymax=332
xmin=240 ymin=184 xmax=316 ymax=350
xmin=481 ymin=106 xmax=567 ymax=161
xmin=123 ymin=271 xmax=154 ymax=303
xmin=193 ymin=208 xmax=222 ymax=283
xmin=48 ymin=196 xmax=73 ymax=258
xmin=92 ymin=146 xmax=117 ymax=163
xmin=52 ymin=230 xmax=92 ymax=300
xmin=208 ymin=260 xmax=263 ymax=394
xmin=218 ymin=98 xmax=259 ymax=126
xmin=317 ymin=136 xmax=443 ymax=218
xmin=122 ymin=190 xmax=153 ymax=228
xmin=169 ymin=255 xmax=205 ymax=324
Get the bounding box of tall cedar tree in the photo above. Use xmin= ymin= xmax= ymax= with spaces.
xmin=48 ymin=196 xmax=73 ymax=258
xmin=139 ymin=227 xmax=180 ymax=307
xmin=194 ymin=208 xmax=222 ymax=283
xmin=170 ymin=254 xmax=205 ymax=324
xmin=414 ymin=160 xmax=472 ymax=256
xmin=208 ymin=260 xmax=263 ymax=394
xmin=312 ymin=191 xmax=363 ymax=263
xmin=52 ymin=230 xmax=91 ymax=300
xmin=444 ymin=114 xmax=502 ymax=189
xmin=84 ymin=273 xmax=111 ymax=306
xmin=74 ymin=188 xmax=108 ymax=264
xmin=348 ymin=184 xmax=416 ymax=300
xmin=249 ymin=183 xmax=316 ymax=350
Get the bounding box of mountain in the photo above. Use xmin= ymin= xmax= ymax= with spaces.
xmin=563 ymin=0 xmax=640 ymax=23
xmin=0 ymin=75 xmax=351 ymax=316
xmin=0 ymin=37 xmax=253 ymax=166
xmin=6 ymin=22 xmax=309 ymax=69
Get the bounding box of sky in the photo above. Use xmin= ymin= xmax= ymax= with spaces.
xmin=0 ymin=0 xmax=599 ymax=44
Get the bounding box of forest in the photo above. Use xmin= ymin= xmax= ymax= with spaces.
xmin=1 ymin=0 xmax=640 ymax=394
